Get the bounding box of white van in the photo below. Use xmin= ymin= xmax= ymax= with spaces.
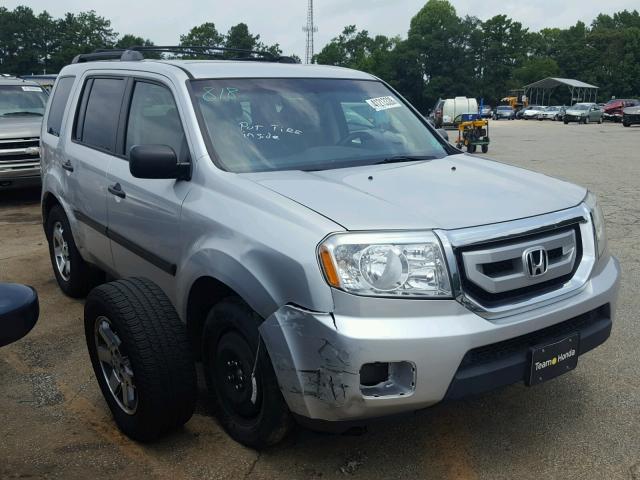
xmin=442 ymin=96 xmax=478 ymax=126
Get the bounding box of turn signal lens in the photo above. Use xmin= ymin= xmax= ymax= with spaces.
xmin=319 ymin=246 xmax=340 ymax=287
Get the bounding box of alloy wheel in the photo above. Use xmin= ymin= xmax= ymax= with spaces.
xmin=94 ymin=316 xmax=138 ymax=414
xmin=52 ymin=221 xmax=71 ymax=281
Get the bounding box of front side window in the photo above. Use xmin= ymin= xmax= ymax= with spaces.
xmin=77 ymin=78 xmax=126 ymax=152
xmin=190 ymin=78 xmax=447 ymax=173
xmin=0 ymin=84 xmax=48 ymax=117
xmin=125 ymin=82 xmax=187 ymax=161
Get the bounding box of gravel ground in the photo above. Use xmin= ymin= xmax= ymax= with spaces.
xmin=0 ymin=120 xmax=638 ymax=479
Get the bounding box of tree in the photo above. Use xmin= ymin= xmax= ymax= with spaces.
xmin=314 ymin=26 xmax=398 ymax=82
xmin=179 ymin=22 xmax=223 ymax=58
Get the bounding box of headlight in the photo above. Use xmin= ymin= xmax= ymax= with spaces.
xmin=318 ymin=231 xmax=452 ymax=297
xmin=585 ymin=191 xmax=607 ymax=258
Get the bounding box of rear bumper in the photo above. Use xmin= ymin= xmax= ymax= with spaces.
xmin=260 ymin=256 xmax=620 ymax=422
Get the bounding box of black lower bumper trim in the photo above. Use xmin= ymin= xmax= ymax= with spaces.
xmin=443 ymin=304 xmax=611 ymax=401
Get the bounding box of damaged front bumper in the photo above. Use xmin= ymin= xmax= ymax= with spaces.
xmin=259 ymin=255 xmax=620 ymax=422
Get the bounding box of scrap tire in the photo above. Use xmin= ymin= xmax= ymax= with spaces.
xmin=84 ymin=278 xmax=197 ymax=442
xmin=46 ymin=205 xmax=102 ymax=298
xmin=202 ymin=297 xmax=293 ymax=449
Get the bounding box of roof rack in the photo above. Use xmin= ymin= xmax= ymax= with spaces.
xmin=71 ymin=46 xmax=299 ymax=64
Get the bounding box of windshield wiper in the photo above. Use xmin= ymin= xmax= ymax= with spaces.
xmin=376 ymin=155 xmax=437 ymax=165
xmin=2 ymin=111 xmax=43 ymax=117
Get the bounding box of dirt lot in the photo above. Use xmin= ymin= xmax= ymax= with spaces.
xmin=1 ymin=120 xmax=639 ymax=480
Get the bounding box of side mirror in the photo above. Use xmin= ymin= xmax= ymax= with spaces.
xmin=0 ymin=283 xmax=39 ymax=348
xmin=437 ymin=128 xmax=449 ymax=142
xmin=129 ymin=145 xmax=190 ymax=180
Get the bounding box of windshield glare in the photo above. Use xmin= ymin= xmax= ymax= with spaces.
xmin=190 ymin=78 xmax=447 ymax=173
xmin=0 ymin=85 xmax=48 ymax=116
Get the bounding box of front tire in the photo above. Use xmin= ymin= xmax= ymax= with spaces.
xmin=84 ymin=278 xmax=197 ymax=442
xmin=46 ymin=205 xmax=102 ymax=298
xmin=202 ymin=298 xmax=293 ymax=449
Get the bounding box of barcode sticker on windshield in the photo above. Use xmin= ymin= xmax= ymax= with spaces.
xmin=366 ymin=96 xmax=402 ymax=111
xmin=21 ymin=86 xmax=43 ymax=92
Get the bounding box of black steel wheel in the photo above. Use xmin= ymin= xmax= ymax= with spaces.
xmin=202 ymin=298 xmax=293 ymax=449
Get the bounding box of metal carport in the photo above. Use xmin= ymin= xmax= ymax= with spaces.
xmin=523 ymin=77 xmax=599 ymax=106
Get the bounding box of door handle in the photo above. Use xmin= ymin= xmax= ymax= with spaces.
xmin=61 ymin=160 xmax=74 ymax=172
xmin=108 ymin=183 xmax=126 ymax=199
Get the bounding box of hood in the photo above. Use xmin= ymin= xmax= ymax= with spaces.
xmin=245 ymin=154 xmax=586 ymax=231
xmin=0 ymin=116 xmax=42 ymax=140
xmin=623 ymin=105 xmax=640 ymax=114
xmin=566 ymin=109 xmax=587 ymax=116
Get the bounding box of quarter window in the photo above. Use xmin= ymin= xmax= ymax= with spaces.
xmin=125 ymin=82 xmax=187 ymax=161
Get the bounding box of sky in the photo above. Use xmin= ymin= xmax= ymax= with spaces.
xmin=5 ymin=0 xmax=640 ymax=60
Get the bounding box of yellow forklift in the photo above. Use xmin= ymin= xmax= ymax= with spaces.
xmin=454 ymin=113 xmax=489 ymax=153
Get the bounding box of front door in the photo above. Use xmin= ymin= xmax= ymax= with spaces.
xmin=106 ymin=78 xmax=192 ymax=299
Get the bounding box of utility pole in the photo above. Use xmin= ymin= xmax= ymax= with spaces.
xmin=302 ymin=0 xmax=318 ymax=64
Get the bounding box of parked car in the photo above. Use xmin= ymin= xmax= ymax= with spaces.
xmin=40 ymin=47 xmax=620 ymax=448
xmin=0 ymin=77 xmax=49 ymax=189
xmin=603 ymin=99 xmax=639 ymax=122
xmin=480 ymin=105 xmax=493 ymax=118
xmin=493 ymin=105 xmax=515 ymax=120
xmin=564 ymin=103 xmax=603 ymax=124
xmin=441 ymin=96 xmax=478 ymax=126
xmin=0 ymin=283 xmax=39 ymax=348
xmin=622 ymin=104 xmax=640 ymax=127
xmin=521 ymin=105 xmax=545 ymax=120
xmin=538 ymin=106 xmax=566 ymax=121
xmin=516 ymin=105 xmax=535 ymax=119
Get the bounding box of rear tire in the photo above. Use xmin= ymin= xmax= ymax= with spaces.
xmin=623 ymin=121 xmax=630 ymax=127
xmin=564 ymin=120 xmax=569 ymax=125
xmin=46 ymin=205 xmax=102 ymax=298
xmin=481 ymin=144 xmax=488 ymax=153
xmin=202 ymin=297 xmax=293 ymax=449
xmin=84 ymin=278 xmax=197 ymax=442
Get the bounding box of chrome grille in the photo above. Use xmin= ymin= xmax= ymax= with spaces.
xmin=460 ymin=229 xmax=577 ymax=294
xmin=436 ymin=204 xmax=596 ymax=320
xmin=0 ymin=137 xmax=40 ymax=165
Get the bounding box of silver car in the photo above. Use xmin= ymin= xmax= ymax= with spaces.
xmin=564 ymin=103 xmax=603 ymax=124
xmin=40 ymin=49 xmax=620 ymax=448
xmin=0 ymin=77 xmax=48 ymax=189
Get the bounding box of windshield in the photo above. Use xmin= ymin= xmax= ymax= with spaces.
xmin=572 ymin=104 xmax=590 ymax=111
xmin=0 ymin=85 xmax=48 ymax=116
xmin=190 ymin=78 xmax=448 ymax=173
xmin=497 ymin=106 xmax=511 ymax=111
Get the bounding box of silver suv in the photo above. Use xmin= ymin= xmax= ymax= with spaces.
xmin=0 ymin=77 xmax=49 ymax=188
xmin=40 ymin=48 xmax=620 ymax=448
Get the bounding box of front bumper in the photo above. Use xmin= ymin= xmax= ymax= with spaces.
xmin=260 ymin=255 xmax=620 ymax=422
xmin=0 ymin=161 xmax=41 ymax=188
xmin=564 ymin=114 xmax=585 ymax=123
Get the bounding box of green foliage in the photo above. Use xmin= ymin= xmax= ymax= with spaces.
xmin=1 ymin=2 xmax=639 ymax=105
xmin=315 ymin=1 xmax=640 ymax=109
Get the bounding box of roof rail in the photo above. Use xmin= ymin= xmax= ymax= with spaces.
xmin=71 ymin=46 xmax=299 ymax=64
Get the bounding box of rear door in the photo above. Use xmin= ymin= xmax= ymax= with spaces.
xmin=64 ymin=75 xmax=127 ymax=269
xmin=106 ymin=76 xmax=192 ymax=298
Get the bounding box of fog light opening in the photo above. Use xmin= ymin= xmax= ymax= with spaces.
xmin=359 ymin=361 xmax=416 ymax=398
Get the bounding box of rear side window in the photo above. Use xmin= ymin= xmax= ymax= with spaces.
xmin=46 ymin=76 xmax=75 ymax=136
xmin=76 ymin=78 xmax=126 ymax=152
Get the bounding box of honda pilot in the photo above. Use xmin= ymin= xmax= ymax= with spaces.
xmin=40 ymin=47 xmax=620 ymax=448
